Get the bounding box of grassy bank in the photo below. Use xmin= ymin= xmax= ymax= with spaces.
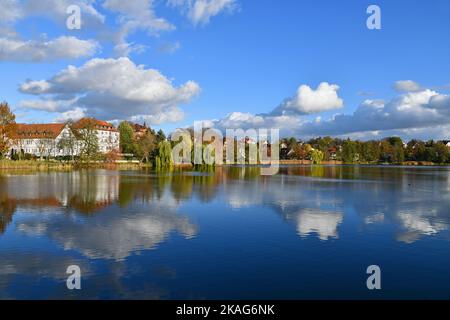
xmin=1 ymin=159 xmax=448 ymax=171
xmin=0 ymin=160 xmax=74 ymax=170
xmin=0 ymin=160 xmax=148 ymax=171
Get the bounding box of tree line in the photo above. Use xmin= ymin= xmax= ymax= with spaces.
xmin=1 ymin=101 xmax=449 ymax=165
xmin=280 ymin=136 xmax=450 ymax=164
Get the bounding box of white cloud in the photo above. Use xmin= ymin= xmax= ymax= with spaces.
xmin=20 ymin=57 xmax=201 ymax=124
xmin=54 ymin=107 xmax=86 ymax=122
xmin=130 ymin=106 xmax=185 ymax=125
xmin=19 ymin=80 xmax=51 ymax=94
xmin=169 ymin=0 xmax=237 ymax=26
xmin=273 ymin=82 xmax=344 ymax=115
xmin=1 ymin=0 xmax=23 ymax=23
xmin=20 ymin=99 xmax=70 ymax=112
xmin=394 ymin=80 xmax=423 ymax=92
xmin=104 ymin=0 xmax=175 ymax=56
xmin=2 ymin=0 xmax=235 ymax=60
xmin=203 ymin=81 xmax=450 ymax=140
xmin=0 ymin=1 xmax=103 ymax=62
xmin=22 ymin=0 xmax=105 ymax=25
xmin=296 ymin=89 xmax=449 ymax=138
xmin=0 ymin=0 xmax=105 ymax=28
xmin=0 ymin=36 xmax=98 ymax=62
xmin=202 ymin=82 xmax=343 ymax=136
xmin=157 ymin=41 xmax=181 ymax=54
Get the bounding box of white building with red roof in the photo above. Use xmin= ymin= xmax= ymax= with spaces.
xmin=8 ymin=118 xmax=120 ymax=158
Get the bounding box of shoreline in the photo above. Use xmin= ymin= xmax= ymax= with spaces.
xmin=0 ymin=159 xmax=448 ymax=171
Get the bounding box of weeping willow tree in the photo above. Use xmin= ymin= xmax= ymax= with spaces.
xmin=310 ymin=149 xmax=324 ymax=165
xmin=155 ymin=141 xmax=173 ymax=170
xmin=193 ymin=144 xmax=216 ymax=172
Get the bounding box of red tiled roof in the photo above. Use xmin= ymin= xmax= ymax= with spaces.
xmin=74 ymin=118 xmax=118 ymax=132
xmin=11 ymin=123 xmax=66 ymax=139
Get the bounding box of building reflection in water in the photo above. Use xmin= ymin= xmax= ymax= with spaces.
xmin=0 ymin=166 xmax=450 ymax=299
xmin=0 ymin=170 xmax=199 ymax=261
xmin=1 ymin=166 xmax=450 ymax=245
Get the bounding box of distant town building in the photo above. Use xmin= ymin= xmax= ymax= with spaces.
xmin=129 ymin=122 xmax=150 ymax=139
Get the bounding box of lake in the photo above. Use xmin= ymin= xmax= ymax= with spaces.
xmin=0 ymin=165 xmax=449 ymax=299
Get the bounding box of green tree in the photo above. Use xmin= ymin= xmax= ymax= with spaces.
xmin=361 ymin=140 xmax=381 ymax=163
xmin=432 ymin=143 xmax=449 ymax=163
xmin=156 ymin=129 xmax=166 ymax=143
xmin=310 ymin=149 xmax=324 ymax=164
xmin=379 ymin=140 xmax=394 ymax=163
xmin=78 ymin=120 xmax=99 ymax=161
xmin=387 ymin=137 xmax=405 ymax=163
xmin=119 ymin=122 xmax=135 ymax=154
xmin=342 ymin=140 xmax=358 ymax=163
xmin=155 ymin=140 xmax=173 ymax=169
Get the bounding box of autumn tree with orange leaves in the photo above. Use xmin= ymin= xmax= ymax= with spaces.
xmin=0 ymin=102 xmax=16 ymax=158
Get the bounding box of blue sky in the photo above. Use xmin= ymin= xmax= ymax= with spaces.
xmin=1 ymin=0 xmax=449 ymax=140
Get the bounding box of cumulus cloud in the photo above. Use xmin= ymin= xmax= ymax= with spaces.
xmin=203 ymin=81 xmax=450 ymax=140
xmin=54 ymin=107 xmax=86 ymax=122
xmin=214 ymin=112 xmax=302 ymax=134
xmin=2 ymin=0 xmax=237 ymax=60
xmin=168 ymin=0 xmax=237 ymax=26
xmin=0 ymin=36 xmax=98 ymax=62
xmin=394 ymin=80 xmax=422 ymax=92
xmin=200 ymin=82 xmax=343 ymax=136
xmin=104 ymin=0 xmax=175 ymax=56
xmin=0 ymin=0 xmax=105 ymax=30
xmin=19 ymin=57 xmax=201 ymax=124
xmin=272 ymin=82 xmax=344 ymax=115
xmin=296 ymin=89 xmax=450 ymax=137
xmin=20 ymin=99 xmax=73 ymax=112
xmin=0 ymin=0 xmax=104 ymax=62
xmin=1 ymin=0 xmax=23 ymax=23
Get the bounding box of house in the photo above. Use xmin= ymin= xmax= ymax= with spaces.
xmin=328 ymin=147 xmax=338 ymax=160
xmin=9 ymin=123 xmax=76 ymax=158
xmin=130 ymin=122 xmax=150 ymax=139
xmin=73 ymin=118 xmax=120 ymax=154
xmin=8 ymin=118 xmax=120 ymax=158
xmin=440 ymin=140 xmax=450 ymax=149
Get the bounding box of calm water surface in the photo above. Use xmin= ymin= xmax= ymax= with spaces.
xmin=0 ymin=166 xmax=450 ymax=299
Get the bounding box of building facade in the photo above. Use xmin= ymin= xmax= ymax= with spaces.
xmin=9 ymin=118 xmax=120 ymax=158
xmin=73 ymin=118 xmax=120 ymax=154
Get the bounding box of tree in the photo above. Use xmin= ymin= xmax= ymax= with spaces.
xmin=293 ymin=143 xmax=308 ymax=160
xmin=0 ymin=102 xmax=16 ymax=158
xmin=433 ymin=143 xmax=449 ymax=163
xmin=119 ymin=122 xmax=134 ymax=154
xmin=379 ymin=140 xmax=394 ymax=163
xmin=156 ymin=129 xmax=166 ymax=143
xmin=155 ymin=140 xmax=173 ymax=169
xmin=342 ymin=140 xmax=359 ymax=163
xmin=387 ymin=137 xmax=405 ymax=163
xmin=78 ymin=119 xmax=99 ymax=161
xmin=310 ymin=149 xmax=324 ymax=164
xmin=57 ymin=133 xmax=77 ymax=161
xmin=361 ymin=140 xmax=381 ymax=163
xmin=37 ymin=138 xmax=54 ymax=160
xmin=136 ymin=132 xmax=156 ymax=163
